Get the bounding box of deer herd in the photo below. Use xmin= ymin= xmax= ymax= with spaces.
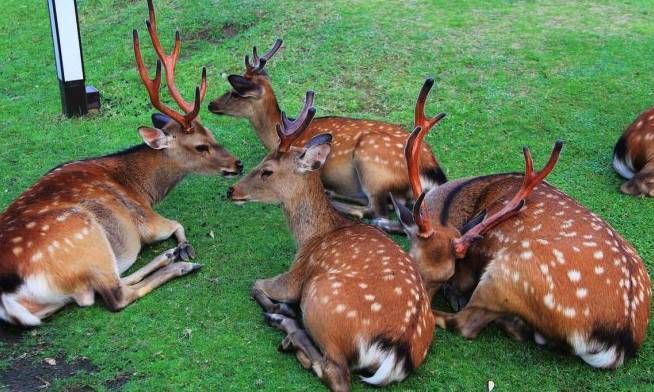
xmin=0 ymin=1 xmax=652 ymax=390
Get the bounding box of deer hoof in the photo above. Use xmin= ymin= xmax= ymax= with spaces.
xmin=174 ymin=242 xmax=196 ymax=261
xmin=264 ymin=312 xmax=284 ymax=328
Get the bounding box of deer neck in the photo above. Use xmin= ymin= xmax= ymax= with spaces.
xmin=109 ymin=145 xmax=187 ymax=206
xmin=249 ymin=96 xmax=283 ymax=151
xmin=281 ymin=173 xmax=348 ymax=248
xmin=433 ymin=174 xmax=516 ymax=230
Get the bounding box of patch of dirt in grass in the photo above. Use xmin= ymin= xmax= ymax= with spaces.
xmin=0 ymin=353 xmax=96 ymax=392
xmin=105 ymin=372 xmax=132 ymax=391
xmin=0 ymin=322 xmax=24 ymax=344
xmin=185 ymin=21 xmax=252 ymax=45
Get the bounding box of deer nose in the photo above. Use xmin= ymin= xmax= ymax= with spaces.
xmin=235 ymin=160 xmax=244 ymax=173
xmin=226 ymin=187 xmax=235 ymax=199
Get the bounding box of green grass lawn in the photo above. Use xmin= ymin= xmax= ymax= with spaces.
xmin=1 ymin=0 xmax=654 ymax=390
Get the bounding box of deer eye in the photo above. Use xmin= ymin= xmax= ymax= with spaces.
xmin=195 ymin=144 xmax=210 ymax=153
xmin=261 ymin=169 xmax=273 ymax=178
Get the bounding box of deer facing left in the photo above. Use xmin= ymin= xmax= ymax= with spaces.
xmin=0 ymin=0 xmax=241 ymax=327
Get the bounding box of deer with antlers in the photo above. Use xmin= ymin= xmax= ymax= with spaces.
xmin=0 ymin=0 xmax=241 ymax=327
xmin=613 ymin=105 xmax=654 ymax=196
xmin=227 ymin=91 xmax=434 ymax=391
xmin=391 ymin=79 xmax=651 ymax=368
xmin=209 ymin=39 xmax=447 ymax=232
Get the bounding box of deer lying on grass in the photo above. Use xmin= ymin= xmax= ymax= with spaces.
xmin=613 ymin=105 xmax=654 ymax=196
xmin=392 ymin=93 xmax=651 ymax=368
xmin=210 ymin=39 xmax=447 ymax=232
xmin=0 ymin=0 xmax=241 ymax=327
xmin=227 ymin=91 xmax=434 ymax=391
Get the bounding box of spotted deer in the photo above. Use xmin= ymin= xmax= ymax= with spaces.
xmin=0 ymin=0 xmax=241 ymax=327
xmin=613 ymin=105 xmax=654 ymax=196
xmin=392 ymin=114 xmax=651 ymax=368
xmin=209 ymin=39 xmax=447 ymax=232
xmin=227 ymin=91 xmax=434 ymax=391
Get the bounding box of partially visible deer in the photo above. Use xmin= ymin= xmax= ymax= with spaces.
xmin=613 ymin=105 xmax=654 ymax=196
xmin=392 ymin=110 xmax=651 ymax=368
xmin=227 ymin=91 xmax=434 ymax=391
xmin=0 ymin=0 xmax=241 ymax=327
xmin=210 ymin=39 xmax=447 ymax=232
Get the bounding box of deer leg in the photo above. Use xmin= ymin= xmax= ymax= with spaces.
xmin=122 ymin=248 xmax=177 ymax=285
xmin=433 ymin=280 xmax=507 ymax=339
xmin=99 ymin=262 xmax=201 ymax=311
xmin=620 ymin=163 xmax=654 ymax=197
xmin=251 ymin=272 xmax=302 ymax=318
xmin=434 ymin=306 xmax=501 ymax=339
xmin=329 ymin=200 xmax=371 ymax=219
xmin=494 ymin=315 xmax=533 ymax=342
xmin=143 ymin=215 xmax=195 ymax=261
xmin=325 ymin=190 xmax=368 ymax=206
xmin=266 ymin=313 xmax=351 ymax=392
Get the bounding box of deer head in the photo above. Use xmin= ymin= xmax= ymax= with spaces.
xmin=134 ymin=0 xmax=242 ymax=176
xmin=393 ymin=129 xmax=563 ymax=292
xmin=207 ymin=39 xmax=283 ymax=119
xmin=227 ymin=91 xmax=332 ymax=203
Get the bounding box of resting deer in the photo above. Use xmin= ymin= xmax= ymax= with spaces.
xmin=210 ymin=39 xmax=447 ymax=232
xmin=0 ymin=0 xmax=241 ymax=327
xmin=613 ymin=105 xmax=654 ymax=196
xmin=227 ymin=91 xmax=434 ymax=391
xmin=392 ymin=86 xmax=651 ymax=368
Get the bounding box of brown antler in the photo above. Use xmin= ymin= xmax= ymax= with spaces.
xmin=245 ymin=38 xmax=283 ymax=76
xmin=133 ymin=0 xmax=206 ymax=131
xmin=452 ymin=141 xmax=564 ymax=258
xmin=276 ymin=91 xmax=316 ymax=152
xmin=405 ymin=77 xmax=446 ymax=237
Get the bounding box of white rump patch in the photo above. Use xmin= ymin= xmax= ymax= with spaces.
xmin=568 ymin=331 xmax=624 ymax=369
xmin=1 ymin=293 xmax=41 ymax=326
xmin=357 ymin=338 xmax=408 ymax=386
xmin=612 ymin=153 xmax=634 ymax=180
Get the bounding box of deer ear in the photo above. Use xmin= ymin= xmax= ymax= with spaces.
xmin=138 ymin=127 xmax=172 ymax=150
xmin=228 ymin=75 xmax=262 ymax=97
xmin=151 ymin=113 xmax=172 ymax=129
xmin=297 ymin=134 xmax=332 ymax=173
xmin=460 ymin=210 xmax=487 ymax=235
xmin=390 ymin=194 xmax=419 ymax=236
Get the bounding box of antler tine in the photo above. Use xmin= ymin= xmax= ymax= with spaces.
xmin=276 ymin=91 xmax=317 ymax=152
xmin=403 ymin=78 xmax=447 ymax=237
xmin=245 ymin=38 xmax=283 ymax=75
xmin=452 ymin=141 xmax=564 ymax=258
xmin=141 ymin=0 xmax=205 ymax=128
xmin=133 ymin=29 xmax=186 ymax=126
xmin=414 ymin=77 xmax=446 ymax=131
xmin=261 ymin=38 xmax=283 ymax=61
xmin=413 ymin=191 xmax=434 ymax=238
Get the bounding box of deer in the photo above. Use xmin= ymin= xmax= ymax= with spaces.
xmin=0 ymin=0 xmax=242 ymax=327
xmin=209 ymin=39 xmax=447 ymax=232
xmin=613 ymin=105 xmax=654 ymax=196
xmin=226 ymin=91 xmax=435 ymax=392
xmin=391 ymin=80 xmax=652 ymax=369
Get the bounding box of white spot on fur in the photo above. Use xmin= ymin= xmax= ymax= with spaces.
xmin=543 ymin=293 xmax=555 ymax=309
xmin=568 ymin=269 xmax=581 ymax=282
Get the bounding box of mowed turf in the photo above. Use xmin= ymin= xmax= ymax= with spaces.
xmin=1 ymin=0 xmax=653 ymax=390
